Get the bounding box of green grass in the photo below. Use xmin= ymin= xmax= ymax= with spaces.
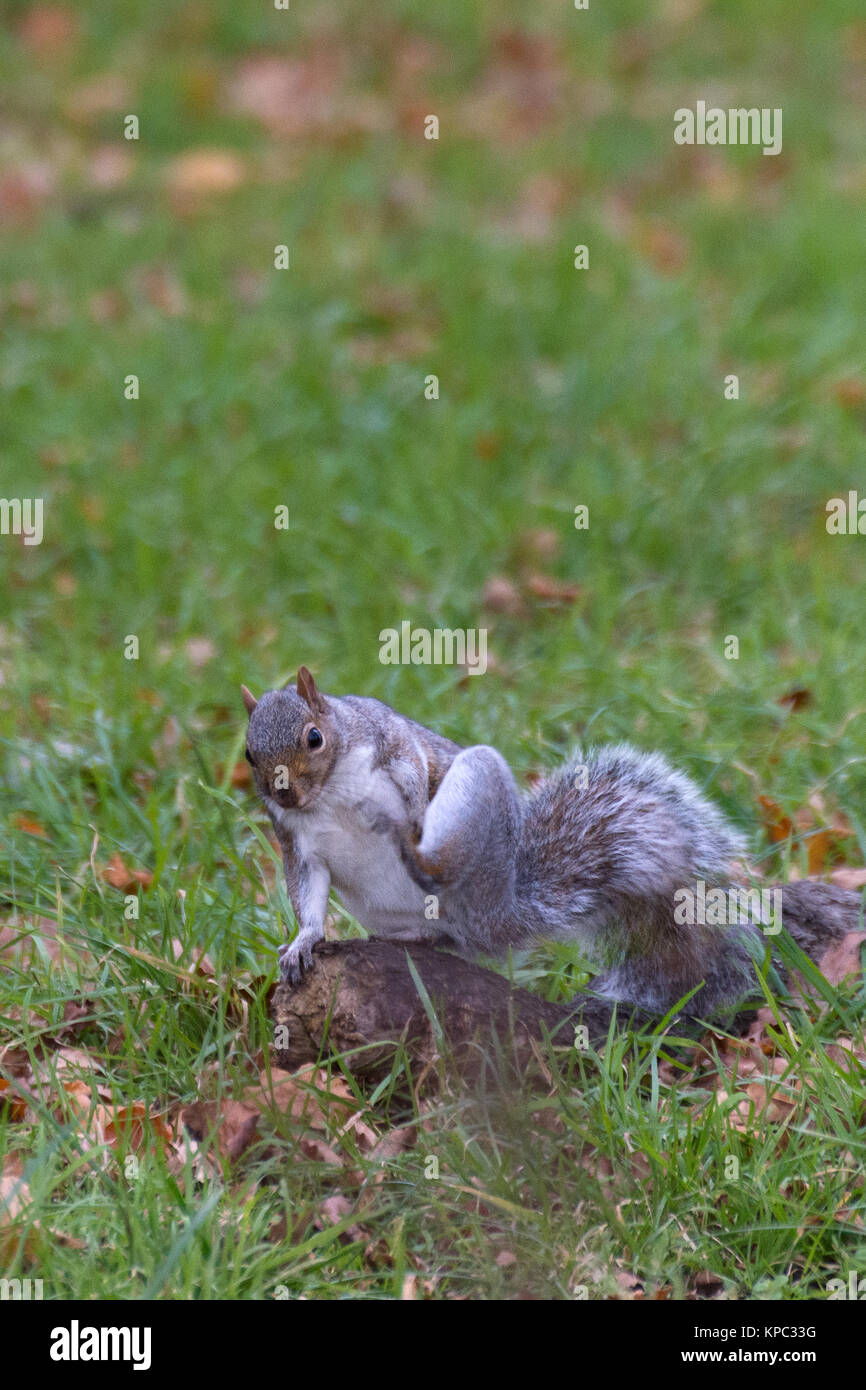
xmin=1 ymin=0 xmax=865 ymax=1300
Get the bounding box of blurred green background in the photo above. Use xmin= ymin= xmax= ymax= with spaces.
xmin=2 ymin=0 xmax=866 ymax=1306
xmin=2 ymin=0 xmax=866 ymax=882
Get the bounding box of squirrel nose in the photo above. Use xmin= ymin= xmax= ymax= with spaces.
xmin=272 ymin=786 xmax=299 ymax=809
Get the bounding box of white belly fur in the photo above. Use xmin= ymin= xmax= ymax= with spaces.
xmin=286 ymin=745 xmax=428 ymax=935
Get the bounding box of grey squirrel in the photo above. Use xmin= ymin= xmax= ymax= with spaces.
xmin=240 ymin=669 xmax=861 ymax=1022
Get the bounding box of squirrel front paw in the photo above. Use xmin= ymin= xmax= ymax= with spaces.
xmin=278 ymin=931 xmax=320 ymax=987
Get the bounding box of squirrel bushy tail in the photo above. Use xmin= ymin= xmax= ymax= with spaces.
xmin=514 ymin=745 xmax=864 ymax=1021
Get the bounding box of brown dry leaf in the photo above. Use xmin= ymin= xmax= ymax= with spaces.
xmin=481 ymin=575 xmax=524 ymax=615
xmin=757 ymin=795 xmax=793 ymax=843
xmin=103 ymin=1103 xmax=174 ymax=1154
xmin=460 ymin=31 xmax=565 ymax=144
xmin=826 ymin=1037 xmax=866 ymax=1070
xmin=229 ymin=760 xmax=252 ymax=789
xmin=151 ymin=714 xmax=182 ymax=765
xmin=18 ymin=5 xmax=77 ymax=54
xmin=363 ymin=1234 xmax=394 ymax=1268
xmin=0 ymin=1079 xmax=30 ymax=1124
xmin=319 ymin=1193 xmax=352 ymax=1225
xmin=181 ymin=1099 xmax=260 ymax=1162
xmin=757 ymin=794 xmax=854 ymax=873
xmin=1 ymin=914 xmax=68 ymax=967
xmin=496 ymin=1249 xmax=517 ymax=1268
xmin=255 ymin=1066 xmax=357 ymax=1132
xmin=829 ymin=867 xmax=866 ymax=892
xmin=49 ymin=1051 xmax=108 ymax=1093
xmin=88 ymin=145 xmax=135 ymax=191
xmin=58 ymin=999 xmax=92 ymax=1037
xmin=56 ymin=1080 xmax=110 ymax=1154
xmin=226 ymin=51 xmax=387 ymax=141
xmin=0 ymin=1161 xmax=37 ymax=1262
xmin=817 ymin=932 xmax=866 ymax=988
xmin=12 ymin=813 xmax=49 ymax=839
xmin=833 ymin=378 xmax=866 ymax=410
xmin=0 ymin=165 xmax=56 ymax=226
xmin=100 ymin=852 xmax=153 ymax=894
xmin=0 ymin=1047 xmax=32 ymax=1080
xmin=53 ymin=571 xmax=78 ymax=597
xmin=524 ymin=572 xmax=582 ymax=604
xmin=401 ymin=1273 xmax=419 ymax=1300
xmin=135 ymin=267 xmax=188 ymax=318
xmin=336 ymin=1110 xmax=379 ymax=1154
xmin=804 ymin=826 xmax=854 ymax=876
xmin=368 ymin=1126 xmax=417 ymax=1163
xmin=349 ymin=326 xmax=435 ymax=364
xmin=776 ymin=688 xmax=813 ymax=712
xmin=637 ymin=221 xmax=690 ymax=274
xmin=743 ymin=1009 xmax=778 ymax=1056
xmin=474 ymin=431 xmax=502 ymax=460
xmin=168 ymin=939 xmax=215 ymax=979
xmin=65 ymin=72 xmax=131 ymax=123
xmin=318 ymin=1195 xmax=367 ymax=1243
xmin=184 ymin=636 xmax=217 ymax=668
xmin=496 ymin=173 xmax=569 ymax=243
xmin=521 ymin=528 xmax=561 ymax=560
xmin=299 ymin=1136 xmax=343 ymax=1167
xmin=743 ymin=1080 xmax=797 ymax=1124
xmin=166 ymin=150 xmax=246 ymax=210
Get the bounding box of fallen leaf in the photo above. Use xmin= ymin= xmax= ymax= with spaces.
xmin=134 ymin=267 xmax=188 ymax=317
xmin=12 ymin=813 xmax=48 ymax=839
xmin=88 ymin=145 xmax=135 ymax=190
xmin=100 ymin=852 xmax=153 ymax=894
xmin=184 ymin=636 xmax=217 ymax=668
xmin=524 ymin=572 xmax=581 ymax=604
xmin=299 ymin=1136 xmax=343 ymax=1167
xmin=474 ymin=432 xmax=502 ymax=460
xmin=226 ymin=50 xmax=387 ymax=141
xmin=520 ymin=528 xmax=561 ymax=560
xmin=18 ymin=5 xmax=77 ymax=54
xmin=817 ymin=932 xmax=866 ymax=987
xmin=0 ymin=165 xmax=55 ymax=225
xmin=829 ymin=867 xmax=866 ymax=891
xmin=481 ymin=575 xmax=523 ymax=615
xmin=776 ymin=688 xmax=813 ymax=712
xmin=833 ymin=378 xmax=866 ymax=410
xmin=637 ymin=221 xmax=690 ymax=274
xmin=181 ymin=1099 xmax=260 ymax=1162
xmin=0 ymin=1162 xmax=36 ymax=1261
xmin=166 ymin=149 xmax=246 ymax=210
xmin=0 ymin=1079 xmax=30 ymax=1123
xmin=255 ymin=1067 xmax=356 ymax=1131
xmin=459 ymin=31 xmax=566 ymax=144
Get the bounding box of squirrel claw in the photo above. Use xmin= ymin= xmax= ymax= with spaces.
xmin=279 ymin=936 xmax=317 ymax=987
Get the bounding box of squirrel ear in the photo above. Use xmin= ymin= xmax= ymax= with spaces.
xmin=297 ymin=666 xmax=325 ymax=715
xmin=241 ymin=684 xmax=258 ymax=716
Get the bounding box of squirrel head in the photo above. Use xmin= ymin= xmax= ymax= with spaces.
xmin=241 ymin=667 xmax=338 ymax=811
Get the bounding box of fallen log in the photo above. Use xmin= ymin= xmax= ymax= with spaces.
xmin=270 ymin=939 xmax=652 ymax=1081
xmin=269 ymin=882 xmax=865 ymax=1081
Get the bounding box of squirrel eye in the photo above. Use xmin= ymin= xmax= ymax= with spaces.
xmin=307 ymin=727 xmax=323 ymax=750
xmin=244 ymin=747 xmax=255 ymax=765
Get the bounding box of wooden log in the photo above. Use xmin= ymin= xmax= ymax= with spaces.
xmin=270 ymin=939 xmax=650 ymax=1081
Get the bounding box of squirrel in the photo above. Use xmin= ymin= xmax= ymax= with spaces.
xmin=240 ymin=669 xmax=861 ymax=1022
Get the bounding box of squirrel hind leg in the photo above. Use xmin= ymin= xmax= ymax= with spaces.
xmin=396 ymin=746 xmax=520 ymax=904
